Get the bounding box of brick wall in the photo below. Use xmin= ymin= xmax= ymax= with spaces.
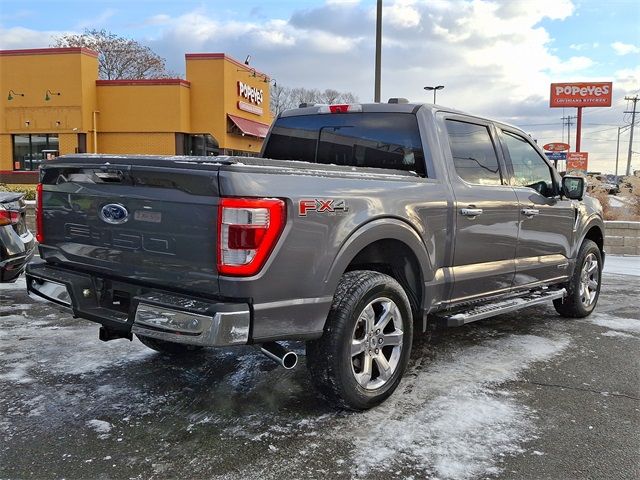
xmin=604 ymin=221 xmax=640 ymax=255
xmin=98 ymin=132 xmax=175 ymax=155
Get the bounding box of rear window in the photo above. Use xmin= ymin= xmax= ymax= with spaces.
xmin=263 ymin=112 xmax=425 ymax=175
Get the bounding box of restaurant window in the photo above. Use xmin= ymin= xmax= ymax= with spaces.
xmin=176 ymin=133 xmax=219 ymax=156
xmin=12 ymin=134 xmax=59 ymax=171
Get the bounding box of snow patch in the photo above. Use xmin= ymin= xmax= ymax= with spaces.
xmin=86 ymin=419 xmax=112 ymax=437
xmin=601 ymin=330 xmax=636 ymax=339
xmin=0 ymin=277 xmax=26 ymax=291
xmin=590 ymin=314 xmax=640 ymax=334
xmin=348 ymin=334 xmax=570 ymax=479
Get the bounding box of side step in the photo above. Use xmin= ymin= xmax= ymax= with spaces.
xmin=437 ymin=288 xmax=566 ymax=327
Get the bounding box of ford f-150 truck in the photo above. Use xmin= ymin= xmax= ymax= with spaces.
xmin=25 ymin=101 xmax=604 ymax=410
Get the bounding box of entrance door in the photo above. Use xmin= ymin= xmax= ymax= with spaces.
xmin=498 ymin=128 xmax=575 ymax=287
xmin=443 ymin=118 xmax=520 ymax=303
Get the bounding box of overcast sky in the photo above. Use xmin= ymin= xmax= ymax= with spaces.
xmin=1 ymin=0 xmax=639 ymax=173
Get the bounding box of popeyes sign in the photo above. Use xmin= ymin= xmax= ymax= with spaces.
xmin=237 ymin=81 xmax=265 ymax=115
xmin=550 ymin=82 xmax=612 ymax=108
xmin=238 ymin=81 xmax=263 ymax=105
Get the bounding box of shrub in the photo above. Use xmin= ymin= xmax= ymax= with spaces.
xmin=0 ymin=183 xmax=37 ymax=201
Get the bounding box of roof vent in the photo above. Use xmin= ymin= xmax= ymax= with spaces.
xmin=298 ymin=102 xmax=316 ymax=108
xmin=388 ymin=98 xmax=409 ymax=104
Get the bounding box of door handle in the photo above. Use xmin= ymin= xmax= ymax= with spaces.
xmin=460 ymin=208 xmax=483 ymax=217
xmin=521 ymin=208 xmax=540 ymax=217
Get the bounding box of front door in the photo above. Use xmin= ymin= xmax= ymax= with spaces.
xmin=443 ymin=117 xmax=520 ymax=303
xmin=498 ymin=128 xmax=575 ymax=287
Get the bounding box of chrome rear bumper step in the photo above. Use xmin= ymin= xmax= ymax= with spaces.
xmin=438 ymin=288 xmax=566 ymax=327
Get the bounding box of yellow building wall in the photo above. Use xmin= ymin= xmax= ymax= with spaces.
xmin=187 ymin=57 xmax=226 ymax=139
xmin=0 ymin=135 xmax=11 ymax=171
xmin=97 ymin=83 xmax=190 ymax=133
xmin=0 ymin=48 xmax=98 ymax=169
xmin=0 ymin=48 xmax=273 ymax=177
xmin=98 ymin=132 xmax=175 ymax=155
xmin=58 ymin=133 xmax=78 ymax=156
xmin=186 ymin=54 xmax=272 ymax=154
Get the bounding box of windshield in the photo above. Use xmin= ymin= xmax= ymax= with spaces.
xmin=262 ymin=112 xmax=425 ymax=175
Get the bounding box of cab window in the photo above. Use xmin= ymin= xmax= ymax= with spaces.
xmin=445 ymin=120 xmax=502 ymax=185
xmin=501 ymin=130 xmax=554 ymax=196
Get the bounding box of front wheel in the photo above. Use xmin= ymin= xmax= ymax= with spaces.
xmin=306 ymin=270 xmax=413 ymax=410
xmin=554 ymin=239 xmax=602 ymax=318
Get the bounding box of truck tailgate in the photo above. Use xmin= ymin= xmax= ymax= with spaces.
xmin=39 ymin=157 xmax=223 ymax=294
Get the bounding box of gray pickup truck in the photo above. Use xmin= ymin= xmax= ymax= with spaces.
xmin=25 ymin=101 xmax=604 ymax=410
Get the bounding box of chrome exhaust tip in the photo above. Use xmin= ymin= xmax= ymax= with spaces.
xmin=259 ymin=342 xmax=298 ymax=369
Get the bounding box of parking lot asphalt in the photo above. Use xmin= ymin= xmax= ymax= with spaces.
xmin=1 ymin=258 xmax=638 ymax=480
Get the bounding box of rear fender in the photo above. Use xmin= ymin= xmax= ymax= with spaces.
xmin=323 ymin=217 xmax=433 ymax=309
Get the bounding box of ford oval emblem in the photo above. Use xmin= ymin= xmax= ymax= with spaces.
xmin=100 ymin=203 xmax=129 ymax=224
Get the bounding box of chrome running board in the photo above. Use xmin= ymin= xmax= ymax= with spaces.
xmin=438 ymin=288 xmax=566 ymax=327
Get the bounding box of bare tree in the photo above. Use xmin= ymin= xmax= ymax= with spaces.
xmin=270 ymin=85 xmax=359 ymax=116
xmin=52 ymin=29 xmax=173 ymax=80
xmin=270 ymin=84 xmax=292 ymax=117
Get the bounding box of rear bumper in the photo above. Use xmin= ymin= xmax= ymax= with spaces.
xmin=25 ymin=262 xmax=250 ymax=347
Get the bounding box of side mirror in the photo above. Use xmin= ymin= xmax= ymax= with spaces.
xmin=562 ymin=175 xmax=585 ymax=200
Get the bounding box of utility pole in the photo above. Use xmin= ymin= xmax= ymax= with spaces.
xmin=615 ymin=126 xmax=622 ymax=176
xmin=624 ymin=95 xmax=638 ymax=176
xmin=562 ymin=115 xmax=576 ymax=148
xmin=374 ymin=0 xmax=382 ymax=103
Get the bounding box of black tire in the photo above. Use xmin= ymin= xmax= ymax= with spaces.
xmin=306 ymin=270 xmax=413 ymax=410
xmin=553 ymin=239 xmax=602 ymax=318
xmin=136 ymin=335 xmax=203 ymax=355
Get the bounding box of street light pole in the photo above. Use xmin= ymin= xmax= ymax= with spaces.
xmin=424 ymin=85 xmax=444 ymax=104
xmin=374 ymin=0 xmax=382 ymax=103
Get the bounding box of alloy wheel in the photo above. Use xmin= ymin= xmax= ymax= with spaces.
xmin=579 ymin=252 xmax=599 ymax=307
xmin=350 ymin=297 xmax=404 ymax=390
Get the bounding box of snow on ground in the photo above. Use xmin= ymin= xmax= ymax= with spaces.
xmin=86 ymin=419 xmax=112 ymax=435
xmin=601 ymin=330 xmax=636 ymax=339
xmin=0 ymin=312 xmax=154 ymax=379
xmin=346 ymin=334 xmax=570 ymax=479
xmin=590 ymin=313 xmax=640 ymax=335
xmin=0 ymin=277 xmax=26 ymax=291
xmin=603 ymin=255 xmax=640 ymax=277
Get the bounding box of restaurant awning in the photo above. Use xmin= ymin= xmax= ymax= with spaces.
xmin=227 ymin=114 xmax=270 ymax=139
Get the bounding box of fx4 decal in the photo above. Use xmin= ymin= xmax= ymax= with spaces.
xmin=298 ymin=199 xmax=349 ymax=216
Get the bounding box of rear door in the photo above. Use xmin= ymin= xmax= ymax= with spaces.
xmin=442 ymin=116 xmax=520 ymax=302
xmin=40 ymin=159 xmax=222 ymax=294
xmin=497 ymin=128 xmax=575 ymax=287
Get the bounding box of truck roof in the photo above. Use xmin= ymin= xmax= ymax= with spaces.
xmin=279 ymin=102 xmax=523 ymax=132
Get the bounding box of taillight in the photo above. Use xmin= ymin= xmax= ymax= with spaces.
xmin=318 ymin=104 xmax=363 ymax=114
xmin=36 ymin=183 xmax=44 ymax=243
xmin=217 ymin=197 xmax=286 ymax=276
xmin=0 ymin=207 xmax=20 ymax=226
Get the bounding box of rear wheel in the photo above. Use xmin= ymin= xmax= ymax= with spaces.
xmin=136 ymin=335 xmax=203 ymax=355
xmin=306 ymin=270 xmax=413 ymax=410
xmin=554 ymin=239 xmax=602 ymax=318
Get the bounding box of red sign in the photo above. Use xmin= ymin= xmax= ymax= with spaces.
xmin=543 ymin=142 xmax=570 ymax=152
xmin=550 ymin=82 xmax=612 ymax=108
xmin=566 ymin=152 xmax=588 ymax=172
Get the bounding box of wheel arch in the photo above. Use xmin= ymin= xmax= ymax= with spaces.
xmin=324 ymin=218 xmax=433 ymax=324
xmin=580 ymin=220 xmax=605 ymax=257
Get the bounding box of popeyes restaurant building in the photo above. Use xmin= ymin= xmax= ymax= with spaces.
xmin=0 ymin=47 xmax=272 ymax=183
